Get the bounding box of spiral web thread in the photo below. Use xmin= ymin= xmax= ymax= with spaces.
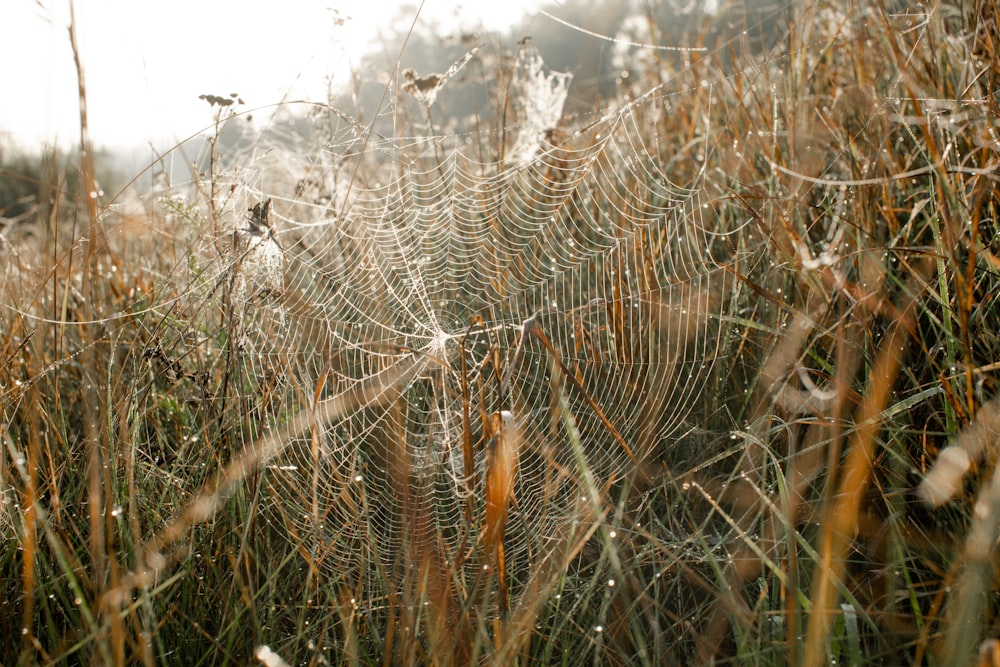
xmin=154 ymin=45 xmax=741 ymax=638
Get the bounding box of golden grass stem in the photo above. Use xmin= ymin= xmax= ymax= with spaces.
xmin=803 ymin=265 xmax=927 ymax=667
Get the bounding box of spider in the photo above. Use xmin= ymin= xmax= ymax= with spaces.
xmin=245 ymin=198 xmax=276 ymax=241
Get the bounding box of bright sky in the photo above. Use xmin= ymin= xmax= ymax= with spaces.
xmin=2 ymin=1 xmax=547 ymax=153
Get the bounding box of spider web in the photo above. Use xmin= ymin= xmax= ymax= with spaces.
xmin=146 ymin=41 xmax=744 ymax=647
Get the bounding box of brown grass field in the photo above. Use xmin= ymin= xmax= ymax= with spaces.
xmin=3 ymin=1 xmax=1000 ymax=664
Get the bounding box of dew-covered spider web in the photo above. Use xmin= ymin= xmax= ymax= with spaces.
xmin=136 ymin=39 xmax=757 ymax=658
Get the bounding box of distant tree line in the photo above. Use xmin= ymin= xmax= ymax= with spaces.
xmin=0 ymin=138 xmax=125 ymax=230
xmin=308 ymin=0 xmax=793 ymax=144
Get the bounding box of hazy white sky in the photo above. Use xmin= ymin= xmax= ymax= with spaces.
xmin=2 ymin=1 xmax=546 ymax=152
